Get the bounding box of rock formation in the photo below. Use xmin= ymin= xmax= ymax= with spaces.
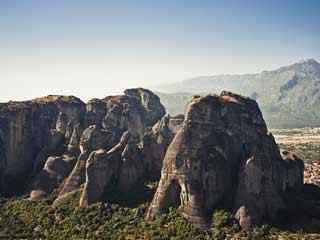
xmin=0 ymin=88 xmax=166 ymax=198
xmin=142 ymin=115 xmax=175 ymax=180
xmin=0 ymin=96 xmax=85 ymax=195
xmin=1 ymin=88 xmax=313 ymax=231
xmin=117 ymin=132 xmax=145 ymax=193
xmin=54 ymin=89 xmax=165 ymax=204
xmin=79 ymin=131 xmax=130 ymax=207
xmin=53 ymin=125 xmax=117 ymax=203
xmin=29 ymin=155 xmax=77 ymax=200
xmin=76 ymin=91 xmax=166 ymax=206
xmin=0 ymin=130 xmax=6 ymax=190
xmin=124 ymin=88 xmax=166 ymax=127
xmin=78 ymin=113 xmax=182 ymax=207
xmin=167 ymin=114 xmax=184 ymax=134
xmin=146 ymin=91 xmax=304 ymax=229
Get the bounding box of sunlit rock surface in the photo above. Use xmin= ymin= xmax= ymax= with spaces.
xmin=146 ymin=91 xmax=304 ymax=229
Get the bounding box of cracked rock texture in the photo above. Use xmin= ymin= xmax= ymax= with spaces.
xmin=0 ymin=88 xmax=166 ymax=198
xmin=146 ymin=91 xmax=304 ymax=229
xmin=1 ymin=88 xmax=310 ymax=230
xmin=0 ymin=96 xmax=85 ymax=195
xmin=54 ymin=89 xmax=166 ymax=204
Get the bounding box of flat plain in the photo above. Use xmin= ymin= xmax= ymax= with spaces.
xmin=273 ymin=127 xmax=320 ymax=186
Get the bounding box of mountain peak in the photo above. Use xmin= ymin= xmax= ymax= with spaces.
xmin=298 ymin=58 xmax=319 ymax=65
xmin=157 ymin=58 xmax=320 ymax=127
xmin=276 ymin=58 xmax=320 ymax=74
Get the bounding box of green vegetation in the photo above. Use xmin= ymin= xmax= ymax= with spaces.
xmin=1 ymin=128 xmax=320 ymax=239
xmin=279 ymin=142 xmax=320 ymax=163
xmin=272 ymin=127 xmax=320 ymax=163
xmin=0 ymin=188 xmax=319 ymax=239
xmin=156 ymin=59 xmax=320 ymax=128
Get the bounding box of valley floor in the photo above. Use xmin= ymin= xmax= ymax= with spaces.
xmin=273 ymin=127 xmax=320 ymax=186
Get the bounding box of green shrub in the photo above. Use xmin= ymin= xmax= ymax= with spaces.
xmin=0 ymin=195 xmax=318 ymax=239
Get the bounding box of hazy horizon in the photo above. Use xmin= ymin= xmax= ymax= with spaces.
xmin=1 ymin=0 xmax=320 ymax=102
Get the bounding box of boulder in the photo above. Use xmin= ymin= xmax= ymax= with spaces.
xmin=146 ymin=91 xmax=304 ymax=229
xmin=29 ymin=155 xmax=77 ymax=200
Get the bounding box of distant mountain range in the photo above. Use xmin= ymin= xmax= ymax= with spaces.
xmin=154 ymin=59 xmax=320 ymax=128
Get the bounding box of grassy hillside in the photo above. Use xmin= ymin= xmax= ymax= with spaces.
xmin=155 ymin=59 xmax=320 ymax=128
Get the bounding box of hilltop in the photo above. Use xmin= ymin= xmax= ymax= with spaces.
xmin=156 ymin=59 xmax=320 ymax=128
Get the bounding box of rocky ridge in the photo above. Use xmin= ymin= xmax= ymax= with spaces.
xmin=0 ymin=89 xmax=319 ymax=231
xmin=156 ymin=59 xmax=320 ymax=128
xmin=0 ymin=89 xmax=169 ymax=198
xmin=0 ymin=95 xmax=86 ymax=195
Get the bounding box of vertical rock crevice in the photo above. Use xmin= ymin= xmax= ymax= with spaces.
xmin=146 ymin=91 xmax=304 ymax=230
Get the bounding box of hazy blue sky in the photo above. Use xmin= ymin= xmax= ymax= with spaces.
xmin=1 ymin=0 xmax=319 ymax=101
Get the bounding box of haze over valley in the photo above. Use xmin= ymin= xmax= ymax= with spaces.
xmin=156 ymin=59 xmax=320 ymax=128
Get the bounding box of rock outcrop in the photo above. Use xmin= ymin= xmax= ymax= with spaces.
xmin=168 ymin=114 xmax=184 ymax=134
xmin=53 ymin=88 xmax=166 ymax=205
xmin=29 ymin=154 xmax=77 ymax=200
xmin=0 ymin=96 xmax=85 ymax=195
xmin=79 ymin=131 xmax=130 ymax=207
xmin=146 ymin=91 xmax=304 ymax=229
xmin=124 ymin=88 xmax=166 ymax=127
xmin=53 ymin=125 xmax=116 ymax=203
xmin=0 ymin=88 xmax=166 ymax=198
xmin=117 ymin=132 xmax=145 ymax=193
xmin=0 ymin=130 xmax=6 ymax=191
xmin=142 ymin=115 xmax=175 ymax=180
xmin=2 ymin=88 xmax=311 ymax=231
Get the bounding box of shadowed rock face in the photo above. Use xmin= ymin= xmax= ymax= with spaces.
xmin=79 ymin=131 xmax=130 ymax=207
xmin=52 ymin=125 xmax=117 ymax=203
xmin=0 ymin=88 xmax=166 ymax=198
xmin=142 ymin=115 xmax=175 ymax=180
xmin=117 ymin=133 xmax=145 ymax=193
xmin=52 ymin=89 xmax=166 ymax=205
xmin=146 ymin=91 xmax=304 ymax=229
xmin=0 ymin=96 xmax=86 ymax=195
xmin=0 ymin=131 xmax=6 ymax=190
xmin=29 ymin=155 xmax=77 ymax=200
xmin=73 ymin=90 xmax=167 ymax=207
xmin=55 ymin=89 xmax=165 ymax=203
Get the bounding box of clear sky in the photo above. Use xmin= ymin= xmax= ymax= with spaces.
xmin=1 ymin=0 xmax=319 ymax=101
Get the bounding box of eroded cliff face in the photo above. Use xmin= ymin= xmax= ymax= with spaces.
xmin=0 ymin=130 xmax=6 ymax=190
xmin=28 ymin=88 xmax=169 ymax=206
xmin=146 ymin=91 xmax=304 ymax=229
xmin=0 ymin=96 xmax=85 ymax=195
xmin=142 ymin=115 xmax=175 ymax=180
xmin=0 ymin=88 xmax=168 ymax=198
xmin=53 ymin=89 xmax=166 ymax=204
xmin=1 ymin=89 xmax=310 ymax=230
